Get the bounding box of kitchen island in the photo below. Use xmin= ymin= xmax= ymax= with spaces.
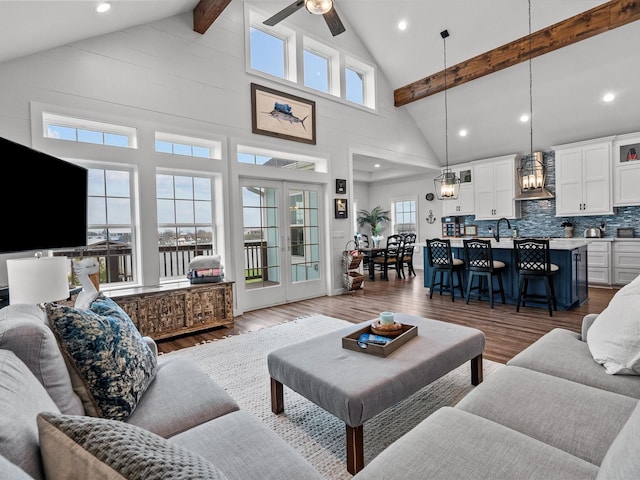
xmin=423 ymin=238 xmax=589 ymax=310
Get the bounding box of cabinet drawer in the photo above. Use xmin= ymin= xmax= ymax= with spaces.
xmin=588 ymin=268 xmax=610 ymax=284
xmin=614 ymin=242 xmax=640 ymax=253
xmin=588 ymin=251 xmax=610 ymax=268
xmin=613 ymin=269 xmax=640 ymax=285
xmin=587 ymin=241 xmax=610 ymax=253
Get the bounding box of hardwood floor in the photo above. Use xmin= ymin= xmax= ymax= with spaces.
xmin=157 ymin=273 xmax=618 ymax=364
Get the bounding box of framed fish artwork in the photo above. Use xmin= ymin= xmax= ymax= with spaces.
xmin=251 ymin=83 xmax=316 ymax=144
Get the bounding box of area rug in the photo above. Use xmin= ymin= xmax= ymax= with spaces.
xmin=161 ymin=315 xmax=503 ymax=479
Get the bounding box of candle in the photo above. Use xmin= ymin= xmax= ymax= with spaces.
xmin=380 ymin=311 xmax=394 ymax=325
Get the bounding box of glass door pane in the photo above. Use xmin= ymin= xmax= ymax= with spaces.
xmin=289 ymin=188 xmax=321 ymax=283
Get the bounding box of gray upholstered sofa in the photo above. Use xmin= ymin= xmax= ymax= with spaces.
xmin=355 ymin=292 xmax=640 ymax=478
xmin=0 ymin=303 xmax=323 ymax=480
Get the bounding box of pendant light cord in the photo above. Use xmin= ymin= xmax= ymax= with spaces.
xmin=443 ymin=31 xmax=449 ymax=171
xmin=528 ymin=0 xmax=533 ymax=158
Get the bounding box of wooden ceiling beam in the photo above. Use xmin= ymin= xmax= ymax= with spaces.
xmin=193 ymin=0 xmax=233 ymax=34
xmin=394 ymin=0 xmax=640 ymax=107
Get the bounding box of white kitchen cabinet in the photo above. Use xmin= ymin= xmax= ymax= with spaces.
xmin=613 ymin=240 xmax=640 ymax=285
xmin=554 ymin=137 xmax=613 ymax=216
xmin=587 ymin=240 xmax=611 ymax=285
xmin=442 ymin=163 xmax=475 ymax=216
xmin=473 ymin=154 xmax=521 ymax=220
xmin=613 ymin=132 xmax=640 ymax=206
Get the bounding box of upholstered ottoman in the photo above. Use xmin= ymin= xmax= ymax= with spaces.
xmin=267 ymin=313 xmax=485 ymax=474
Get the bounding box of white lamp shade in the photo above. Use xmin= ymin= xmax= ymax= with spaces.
xmin=7 ymin=256 xmax=69 ymax=304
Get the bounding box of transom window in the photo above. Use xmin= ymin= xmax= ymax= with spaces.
xmin=155 ymin=132 xmax=222 ymax=159
xmin=43 ymin=112 xmax=137 ymax=148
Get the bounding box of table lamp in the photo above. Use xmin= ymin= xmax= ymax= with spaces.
xmin=6 ymin=254 xmax=69 ymax=304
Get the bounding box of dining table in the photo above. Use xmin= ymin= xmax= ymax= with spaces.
xmin=357 ymin=246 xmax=385 ymax=281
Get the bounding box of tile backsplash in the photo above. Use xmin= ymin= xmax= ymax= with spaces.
xmin=460 ymin=150 xmax=639 ymax=238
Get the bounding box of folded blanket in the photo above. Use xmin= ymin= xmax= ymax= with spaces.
xmin=188 ymin=255 xmax=221 ymax=270
xmin=190 ymin=276 xmax=224 ymax=284
xmin=187 ymin=267 xmax=224 ymax=280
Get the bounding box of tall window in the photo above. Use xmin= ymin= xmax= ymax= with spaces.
xmin=345 ymin=56 xmax=376 ymax=109
xmin=304 ymin=50 xmax=329 ymax=93
xmin=345 ymin=68 xmax=364 ymax=105
xmin=156 ymin=174 xmax=215 ymax=279
xmin=250 ymin=27 xmax=286 ymax=78
xmin=392 ymin=199 xmax=416 ymax=235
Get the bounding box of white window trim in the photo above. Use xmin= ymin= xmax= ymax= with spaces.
xmin=345 ymin=55 xmax=376 ymax=110
xmin=237 ymin=144 xmax=328 ymax=174
xmin=303 ymin=36 xmax=340 ymax=97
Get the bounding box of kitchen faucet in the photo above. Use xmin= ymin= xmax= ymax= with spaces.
xmin=494 ymin=217 xmax=512 ymax=242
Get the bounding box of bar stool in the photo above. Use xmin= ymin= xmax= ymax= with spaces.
xmin=426 ymin=238 xmax=465 ymax=302
xmin=463 ymin=238 xmax=506 ymax=308
xmin=514 ymin=238 xmax=559 ymax=317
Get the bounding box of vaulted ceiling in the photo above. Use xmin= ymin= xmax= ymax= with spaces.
xmin=1 ymin=0 xmax=638 ymax=177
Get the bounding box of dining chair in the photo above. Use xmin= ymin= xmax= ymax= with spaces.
xmin=463 ymin=238 xmax=506 ymax=308
xmin=514 ymin=238 xmax=559 ymax=316
xmin=399 ymin=233 xmax=417 ymax=278
xmin=426 ymin=238 xmax=465 ymax=301
xmin=372 ymin=234 xmax=403 ymax=280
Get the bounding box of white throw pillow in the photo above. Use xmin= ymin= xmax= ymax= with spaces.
xmin=587 ymin=282 xmax=640 ymax=375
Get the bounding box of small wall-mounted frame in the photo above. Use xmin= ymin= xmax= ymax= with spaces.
xmin=620 ymin=142 xmax=640 ymax=162
xmin=464 ymin=225 xmax=478 ymax=236
xmin=251 ymin=83 xmax=316 ymax=144
xmin=336 ymin=178 xmax=346 ymax=194
xmin=335 ymin=198 xmax=348 ymax=219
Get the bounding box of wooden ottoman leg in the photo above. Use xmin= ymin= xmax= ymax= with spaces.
xmin=346 ymin=424 xmax=364 ymax=475
xmin=471 ymin=353 xmax=483 ymax=385
xmin=270 ymin=378 xmax=284 ymax=414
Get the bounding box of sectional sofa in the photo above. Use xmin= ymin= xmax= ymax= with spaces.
xmin=0 ymin=300 xmax=323 ymax=480
xmin=354 ymin=278 xmax=640 ymax=479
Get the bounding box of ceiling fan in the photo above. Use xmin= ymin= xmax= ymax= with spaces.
xmin=263 ymin=0 xmax=346 ymax=37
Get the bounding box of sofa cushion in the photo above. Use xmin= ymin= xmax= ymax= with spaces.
xmin=456 ymin=365 xmax=638 ymax=465
xmin=352 ymin=407 xmax=598 ymax=480
xmin=0 ymin=304 xmax=83 ymax=414
xmin=126 ymin=356 xmax=239 ymax=438
xmin=508 ymin=328 xmax=640 ymax=398
xmin=37 ymin=412 xmax=228 ymax=480
xmin=46 ymin=295 xmax=157 ymax=420
xmin=598 ymin=402 xmax=640 ymax=479
xmin=0 ymin=349 xmax=60 ymax=480
xmin=587 ymin=278 xmax=640 ymax=374
xmin=171 ymin=410 xmax=325 ymax=480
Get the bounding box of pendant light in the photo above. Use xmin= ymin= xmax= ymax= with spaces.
xmin=517 ymin=0 xmax=547 ymax=194
xmin=434 ymin=29 xmax=460 ymax=201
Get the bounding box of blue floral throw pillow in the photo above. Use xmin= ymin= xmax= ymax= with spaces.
xmin=46 ymin=295 xmax=157 ymax=421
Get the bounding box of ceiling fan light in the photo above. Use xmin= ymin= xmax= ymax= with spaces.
xmin=305 ymin=0 xmax=333 ymax=15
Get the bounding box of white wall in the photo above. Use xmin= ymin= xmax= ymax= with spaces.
xmin=0 ymin=2 xmax=435 ymax=305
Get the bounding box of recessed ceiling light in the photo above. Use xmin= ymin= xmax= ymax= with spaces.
xmin=398 ymin=20 xmax=407 ymax=31
xmin=96 ymin=2 xmax=111 ymax=13
xmin=520 ymin=114 xmax=529 ymax=122
xmin=458 ymin=129 xmax=467 ymax=137
xmin=374 ymin=164 xmax=381 ymax=168
xmin=603 ymin=92 xmax=615 ymax=102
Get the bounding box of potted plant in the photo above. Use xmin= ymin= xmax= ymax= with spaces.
xmin=357 ymin=206 xmax=391 ymax=247
xmin=561 ymin=220 xmax=574 ymax=238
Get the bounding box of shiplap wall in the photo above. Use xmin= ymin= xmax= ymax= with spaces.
xmin=0 ymin=2 xmax=435 ymax=307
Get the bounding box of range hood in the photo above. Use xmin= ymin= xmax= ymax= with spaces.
xmin=514 ymin=152 xmax=555 ymax=201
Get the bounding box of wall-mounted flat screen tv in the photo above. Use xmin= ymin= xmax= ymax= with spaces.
xmin=0 ymin=136 xmax=88 ymax=253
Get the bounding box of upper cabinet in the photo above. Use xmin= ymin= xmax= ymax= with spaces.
xmin=442 ymin=163 xmax=475 ymax=216
xmin=554 ymin=137 xmax=614 ymax=217
xmin=613 ymin=132 xmax=640 ymax=207
xmin=473 ymin=154 xmax=521 ymax=220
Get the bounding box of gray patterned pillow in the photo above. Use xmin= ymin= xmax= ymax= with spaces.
xmin=46 ymin=295 xmax=157 ymax=420
xmin=37 ymin=412 xmax=228 ymax=480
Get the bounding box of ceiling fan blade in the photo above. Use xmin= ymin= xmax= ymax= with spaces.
xmin=323 ymin=8 xmax=345 ymax=36
xmin=263 ymin=0 xmax=305 ymax=26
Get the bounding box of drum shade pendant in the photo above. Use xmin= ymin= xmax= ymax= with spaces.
xmin=434 ymin=30 xmax=460 ymax=201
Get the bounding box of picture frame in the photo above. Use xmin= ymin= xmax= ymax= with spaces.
xmin=335 ymin=198 xmax=348 ymax=219
xmin=464 ymin=225 xmax=478 ymax=236
xmin=251 ymin=83 xmax=316 ymax=144
xmin=336 ymin=178 xmax=346 ymax=194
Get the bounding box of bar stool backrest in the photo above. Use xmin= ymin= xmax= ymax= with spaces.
xmin=514 ymin=238 xmax=553 ymax=273
xmin=464 ymin=239 xmax=495 ymax=271
xmin=426 ymin=238 xmax=454 ymax=267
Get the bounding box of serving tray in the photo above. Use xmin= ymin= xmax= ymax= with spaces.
xmin=342 ymin=323 xmax=418 ymax=357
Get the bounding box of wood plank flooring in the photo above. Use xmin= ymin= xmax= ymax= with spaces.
xmin=157 ymin=274 xmax=618 ymax=364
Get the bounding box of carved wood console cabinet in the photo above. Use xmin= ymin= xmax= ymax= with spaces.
xmin=107 ymin=281 xmax=234 ymax=340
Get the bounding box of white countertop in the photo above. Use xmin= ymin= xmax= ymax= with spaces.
xmin=447 ymin=237 xmax=589 ymax=250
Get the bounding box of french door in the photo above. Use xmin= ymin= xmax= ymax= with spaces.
xmin=240 ymin=179 xmax=324 ymax=310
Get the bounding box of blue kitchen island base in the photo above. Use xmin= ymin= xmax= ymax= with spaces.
xmin=423 ymin=240 xmax=589 ymax=311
